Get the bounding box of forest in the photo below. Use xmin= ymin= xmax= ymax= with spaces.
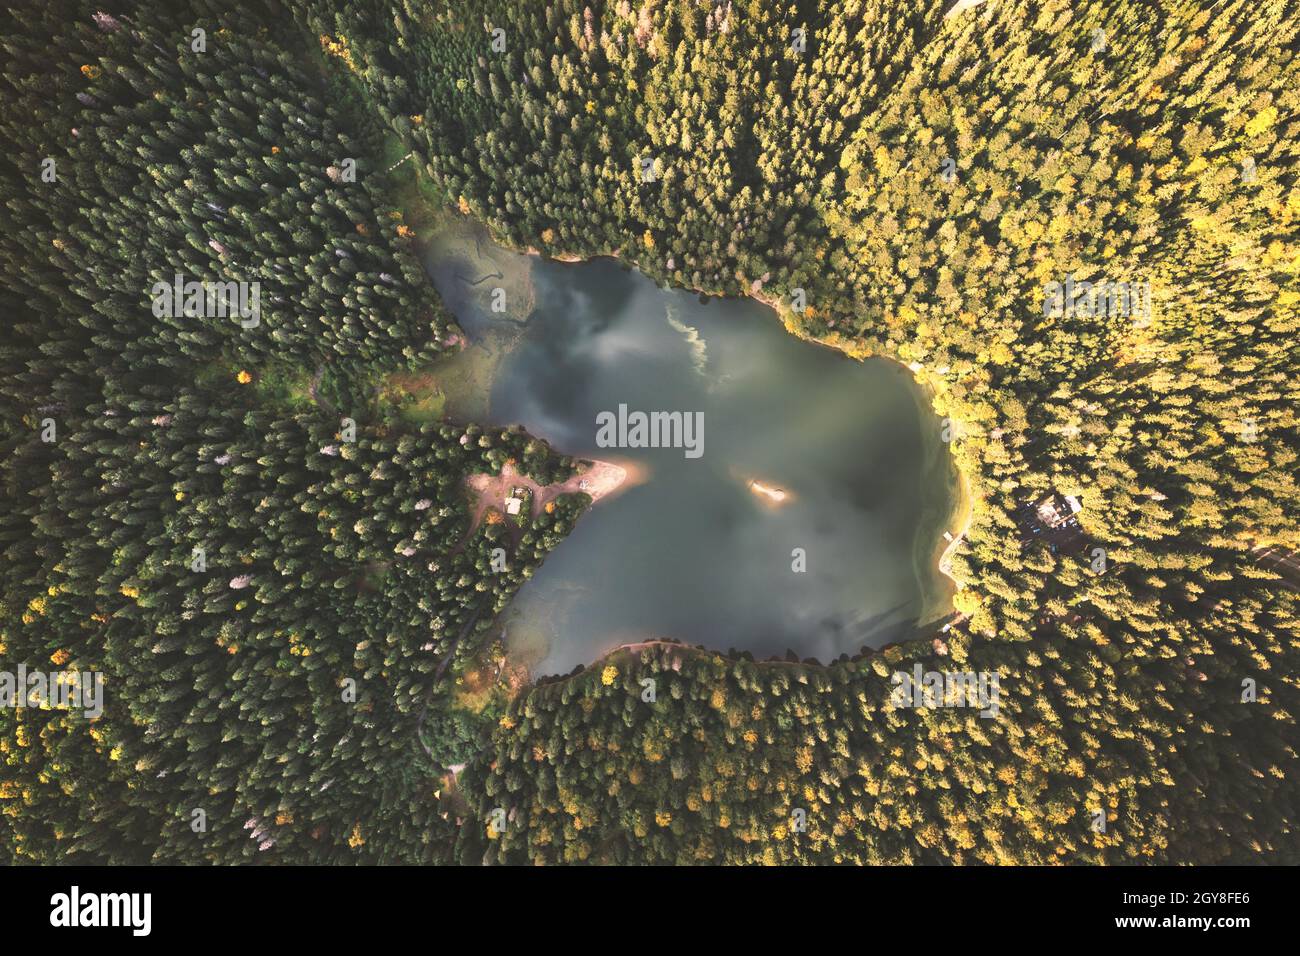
xmin=2 ymin=0 xmax=1297 ymax=864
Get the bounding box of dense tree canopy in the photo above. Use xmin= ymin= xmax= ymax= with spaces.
xmin=2 ymin=0 xmax=1297 ymax=864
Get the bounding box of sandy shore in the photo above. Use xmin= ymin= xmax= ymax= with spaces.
xmin=936 ymin=467 xmax=972 ymax=587
xmin=560 ymin=458 xmax=645 ymax=503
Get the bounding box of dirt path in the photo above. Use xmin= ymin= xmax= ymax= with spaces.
xmin=308 ymin=365 xmax=334 ymax=414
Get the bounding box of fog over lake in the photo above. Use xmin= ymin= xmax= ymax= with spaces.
xmin=428 ymin=231 xmax=956 ymax=677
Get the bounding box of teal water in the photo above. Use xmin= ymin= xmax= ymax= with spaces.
xmin=427 ymin=230 xmax=955 ymax=676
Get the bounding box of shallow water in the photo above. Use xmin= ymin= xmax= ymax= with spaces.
xmin=426 ymin=226 xmax=956 ymax=676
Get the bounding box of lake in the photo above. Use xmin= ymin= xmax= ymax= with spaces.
xmin=425 ymin=219 xmax=957 ymax=677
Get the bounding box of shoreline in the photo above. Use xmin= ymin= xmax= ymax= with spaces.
xmin=937 ymin=467 xmax=973 ymax=589
xmin=566 ymin=456 xmax=649 ymax=506
xmin=903 ymin=361 xmax=974 ymax=626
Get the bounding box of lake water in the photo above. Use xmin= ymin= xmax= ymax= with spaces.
xmin=425 ymin=222 xmax=956 ymax=676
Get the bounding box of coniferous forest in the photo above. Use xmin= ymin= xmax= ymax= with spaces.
xmin=2 ymin=0 xmax=1298 ymax=866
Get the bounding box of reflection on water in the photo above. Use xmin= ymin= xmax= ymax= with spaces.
xmin=426 ymin=227 xmax=955 ymax=677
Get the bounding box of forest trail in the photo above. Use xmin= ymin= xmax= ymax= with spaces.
xmin=307 ymin=365 xmax=332 ymax=414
